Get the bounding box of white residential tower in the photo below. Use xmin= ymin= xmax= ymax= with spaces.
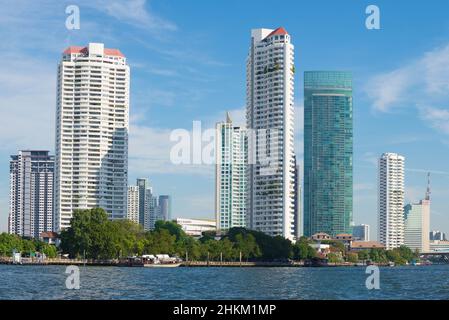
xmin=378 ymin=153 xmax=405 ymax=250
xmin=54 ymin=43 xmax=130 ymax=231
xmin=246 ymin=27 xmax=297 ymax=240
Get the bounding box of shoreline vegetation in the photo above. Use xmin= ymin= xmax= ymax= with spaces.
xmin=1 ymin=208 xmax=420 ymax=267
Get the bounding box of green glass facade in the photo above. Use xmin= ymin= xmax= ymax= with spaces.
xmin=303 ymin=71 xmax=353 ymax=237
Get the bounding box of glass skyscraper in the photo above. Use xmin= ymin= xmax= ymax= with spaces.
xmin=303 ymin=71 xmax=353 ymax=237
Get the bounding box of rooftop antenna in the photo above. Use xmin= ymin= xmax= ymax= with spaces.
xmin=425 ymin=172 xmax=431 ymax=201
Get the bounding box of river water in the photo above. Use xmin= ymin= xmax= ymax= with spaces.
xmin=0 ymin=264 xmax=448 ymax=299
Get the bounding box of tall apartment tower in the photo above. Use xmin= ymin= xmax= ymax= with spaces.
xmin=8 ymin=151 xmax=54 ymax=238
xmin=378 ymin=153 xmax=405 ymax=250
xmin=303 ymin=71 xmax=353 ymax=237
xmin=54 ymin=43 xmax=129 ymax=231
xmin=404 ymin=173 xmax=431 ymax=252
xmin=127 ymin=186 xmax=139 ymax=224
xmin=246 ymin=27 xmax=297 ymax=240
xmin=215 ymin=112 xmax=247 ymax=232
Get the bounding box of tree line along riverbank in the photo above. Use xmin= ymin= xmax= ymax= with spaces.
xmin=0 ymin=208 xmax=419 ymax=266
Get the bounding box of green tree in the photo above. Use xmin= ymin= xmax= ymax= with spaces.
xmin=346 ymin=252 xmax=358 ymax=263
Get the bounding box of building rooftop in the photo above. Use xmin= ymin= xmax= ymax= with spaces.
xmin=351 ymin=241 xmax=384 ymax=249
xmin=265 ymin=27 xmax=288 ymax=38
xmin=63 ymin=45 xmax=125 ymax=57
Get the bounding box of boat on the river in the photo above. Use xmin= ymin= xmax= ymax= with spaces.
xmin=142 ymin=254 xmax=181 ymax=268
xmin=119 ymin=254 xmax=181 ymax=267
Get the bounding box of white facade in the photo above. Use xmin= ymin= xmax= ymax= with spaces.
xmin=404 ymin=200 xmax=430 ymax=253
xmin=215 ymin=113 xmax=247 ymax=232
xmin=54 ymin=43 xmax=129 ymax=231
xmin=378 ymin=153 xmax=405 ymax=250
xmin=8 ymin=151 xmax=54 ymax=238
xmin=246 ymin=27 xmax=297 ymax=240
xmin=175 ymin=218 xmax=216 ymax=238
xmin=127 ymin=186 xmax=139 ymax=224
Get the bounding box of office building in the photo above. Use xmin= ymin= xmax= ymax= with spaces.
xmin=215 ymin=112 xmax=247 ymax=232
xmin=175 ymin=218 xmax=216 ymax=238
xmin=54 ymin=43 xmax=129 ymax=231
xmin=404 ymin=176 xmax=431 ymax=252
xmin=303 ymin=71 xmax=353 ymax=237
xmin=378 ymin=153 xmax=405 ymax=250
xmin=352 ymin=224 xmax=370 ymax=241
xmin=246 ymin=27 xmax=297 ymax=240
xmin=8 ymin=151 xmax=54 ymax=238
xmin=430 ymin=230 xmax=446 ymax=241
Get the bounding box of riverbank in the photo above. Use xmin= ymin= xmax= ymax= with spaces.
xmin=0 ymin=256 xmax=401 ymax=267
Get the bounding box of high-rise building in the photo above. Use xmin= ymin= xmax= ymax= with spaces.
xmin=8 ymin=151 xmax=54 ymax=238
xmin=430 ymin=230 xmax=446 ymax=241
xmin=404 ymin=175 xmax=431 ymax=253
xmin=404 ymin=202 xmax=430 ymax=253
xmin=54 ymin=43 xmax=129 ymax=231
xmin=246 ymin=27 xmax=297 ymax=240
xmin=157 ymin=195 xmax=171 ymax=221
xmin=303 ymin=71 xmax=353 ymax=237
xmin=378 ymin=153 xmax=405 ymax=250
xmin=215 ymin=112 xmax=247 ymax=232
xmin=127 ymin=186 xmax=139 ymax=224
xmin=293 ymin=156 xmax=302 ymax=239
xmin=353 ymin=224 xmax=370 ymax=241
xmin=147 ymin=193 xmax=158 ymax=231
xmin=137 ymin=178 xmax=149 ymax=226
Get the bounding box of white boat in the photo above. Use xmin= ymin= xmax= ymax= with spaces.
xmin=142 ymin=254 xmax=182 ymax=268
xmin=143 ymin=262 xmax=182 ymax=268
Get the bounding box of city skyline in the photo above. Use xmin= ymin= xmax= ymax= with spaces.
xmin=1 ymin=1 xmax=449 ymax=239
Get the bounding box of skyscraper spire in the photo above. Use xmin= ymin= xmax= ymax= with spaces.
xmin=226 ymin=111 xmax=232 ymax=124
xmin=425 ymin=172 xmax=431 ymax=201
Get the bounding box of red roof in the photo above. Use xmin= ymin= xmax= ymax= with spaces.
xmin=63 ymin=46 xmax=124 ymax=57
xmin=266 ymin=27 xmax=288 ymax=38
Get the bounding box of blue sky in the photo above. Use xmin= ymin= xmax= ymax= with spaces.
xmin=0 ymin=0 xmax=449 ymax=239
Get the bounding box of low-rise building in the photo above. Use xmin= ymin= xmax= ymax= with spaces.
xmin=350 ymin=241 xmax=385 ymax=251
xmin=39 ymin=232 xmax=59 ymax=246
xmin=309 ymin=243 xmax=331 ymax=256
xmin=429 ymin=240 xmax=449 ymax=252
xmin=311 ymin=232 xmax=332 ymax=241
xmin=175 ymin=218 xmax=216 ymax=238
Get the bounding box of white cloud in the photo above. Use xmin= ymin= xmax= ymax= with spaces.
xmin=365 ymin=44 xmax=449 ymax=138
xmin=80 ymin=0 xmax=177 ymax=32
xmin=419 ymin=106 xmax=449 ymax=135
xmin=128 ymin=123 xmax=215 ymax=177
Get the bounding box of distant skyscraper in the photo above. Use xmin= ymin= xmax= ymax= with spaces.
xmin=353 ymin=224 xmax=370 ymax=241
xmin=54 ymin=43 xmax=129 ymax=231
xmin=378 ymin=153 xmax=405 ymax=250
xmin=8 ymin=151 xmax=54 ymax=238
xmin=137 ymin=178 xmax=149 ymax=226
xmin=157 ymin=195 xmax=171 ymax=221
xmin=404 ymin=202 xmax=430 ymax=253
xmin=127 ymin=186 xmax=139 ymax=224
xmin=215 ymin=113 xmax=247 ymax=232
xmin=246 ymin=27 xmax=297 ymax=240
xmin=404 ymin=174 xmax=431 ymax=253
xmin=303 ymin=71 xmax=353 ymax=237
xmin=430 ymin=230 xmax=446 ymax=241
xmin=147 ymin=193 xmax=158 ymax=231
